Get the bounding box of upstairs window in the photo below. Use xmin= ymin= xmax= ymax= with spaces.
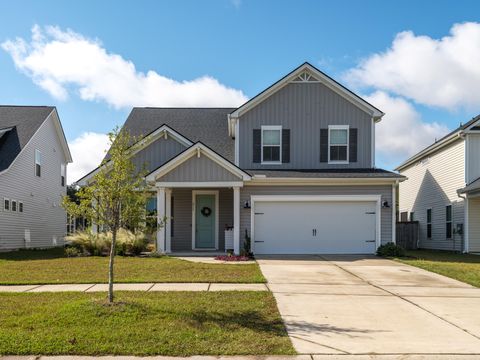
xmin=329 ymin=125 xmax=349 ymax=163
xmin=35 ymin=149 xmax=42 ymax=177
xmin=61 ymin=163 xmax=66 ymax=187
xmin=11 ymin=200 xmax=17 ymax=212
xmin=446 ymin=205 xmax=452 ymax=239
xmin=19 ymin=201 xmax=23 ymax=213
xmin=261 ymin=126 xmax=282 ymax=164
xmin=4 ymin=198 xmax=10 ymax=211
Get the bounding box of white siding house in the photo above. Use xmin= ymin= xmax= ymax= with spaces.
xmin=396 ymin=115 xmax=480 ymax=253
xmin=0 ymin=106 xmax=72 ymax=250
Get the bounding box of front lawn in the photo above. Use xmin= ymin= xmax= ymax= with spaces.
xmin=0 ymin=291 xmax=294 ymax=355
xmin=397 ymin=249 xmax=480 ymax=287
xmin=0 ymin=248 xmax=265 ymax=285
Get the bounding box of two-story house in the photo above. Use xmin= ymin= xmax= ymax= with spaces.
xmin=0 ymin=106 xmax=72 ymax=250
xmin=78 ymin=63 xmax=404 ymax=255
xmin=396 ymin=115 xmax=480 ymax=253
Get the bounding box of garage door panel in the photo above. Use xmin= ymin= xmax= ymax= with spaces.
xmin=254 ymin=201 xmax=377 ymax=255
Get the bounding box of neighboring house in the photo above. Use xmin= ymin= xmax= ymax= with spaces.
xmin=0 ymin=106 xmax=72 ymax=250
xmin=78 ymin=63 xmax=404 ymax=255
xmin=396 ymin=115 xmax=480 ymax=253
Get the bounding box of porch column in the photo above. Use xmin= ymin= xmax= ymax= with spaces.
xmin=165 ymin=188 xmax=172 ymax=253
xmin=233 ymin=186 xmax=240 ymax=255
xmin=157 ymin=187 xmax=166 ymax=253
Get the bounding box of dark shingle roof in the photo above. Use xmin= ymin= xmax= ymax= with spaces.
xmin=247 ymin=168 xmax=405 ymax=179
xmin=0 ymin=106 xmax=54 ymax=172
xmin=114 ymin=107 xmax=235 ymax=161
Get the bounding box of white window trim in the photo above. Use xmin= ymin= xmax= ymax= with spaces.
xmin=328 ymin=125 xmax=349 ymax=164
xmin=35 ymin=149 xmax=41 ymax=177
xmin=446 ymin=204 xmax=452 ymax=239
xmin=4 ymin=197 xmax=10 ymax=211
xmin=427 ymin=207 xmax=432 ymax=239
xmin=261 ymin=125 xmax=282 ymax=165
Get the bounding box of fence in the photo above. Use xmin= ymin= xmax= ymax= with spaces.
xmin=396 ymin=221 xmax=419 ymax=250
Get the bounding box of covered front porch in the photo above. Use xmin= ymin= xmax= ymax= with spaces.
xmin=155 ymin=184 xmax=242 ymax=255
xmin=459 ymin=179 xmax=480 ymax=253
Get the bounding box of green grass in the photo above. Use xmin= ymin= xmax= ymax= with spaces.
xmin=397 ymin=249 xmax=480 ymax=287
xmin=0 ymin=291 xmax=294 ymax=355
xmin=0 ymin=248 xmax=265 ymax=285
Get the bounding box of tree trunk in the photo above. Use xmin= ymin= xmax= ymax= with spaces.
xmin=108 ymin=226 xmax=117 ymax=303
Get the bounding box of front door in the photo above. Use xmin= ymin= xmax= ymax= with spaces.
xmin=195 ymin=194 xmax=216 ymax=249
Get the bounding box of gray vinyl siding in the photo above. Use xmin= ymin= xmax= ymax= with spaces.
xmin=239 ymin=185 xmax=392 ymax=249
xmin=399 ymin=139 xmax=466 ymax=251
xmin=0 ymin=112 xmax=67 ymax=250
xmin=170 ymin=188 xmax=233 ymax=251
xmin=466 ymin=133 xmax=480 ymax=184
xmin=159 ymin=155 xmax=242 ymax=182
xmin=238 ymin=82 xmax=373 ymax=169
xmin=131 ymin=135 xmax=186 ymax=174
xmin=468 ymin=198 xmax=480 ymax=252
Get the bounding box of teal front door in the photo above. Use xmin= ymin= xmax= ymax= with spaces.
xmin=195 ymin=194 xmax=216 ymax=248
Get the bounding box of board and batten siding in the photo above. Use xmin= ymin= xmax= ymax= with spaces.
xmin=238 ymin=82 xmax=373 ymax=170
xmin=170 ymin=188 xmax=233 ymax=251
xmin=399 ymin=139 xmax=465 ymax=251
xmin=466 ymin=133 xmax=480 ymax=184
xmin=158 ymin=155 xmax=242 ymax=182
xmin=468 ymin=198 xmax=480 ymax=252
xmin=0 ymin=113 xmax=67 ymax=250
xmin=131 ymin=135 xmax=186 ymax=174
xmin=239 ymin=185 xmax=392 ymax=248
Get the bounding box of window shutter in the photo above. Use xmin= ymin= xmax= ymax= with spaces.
xmin=349 ymin=128 xmax=358 ymax=163
xmin=253 ymin=129 xmax=261 ymax=163
xmin=320 ymin=129 xmax=328 ymax=162
xmin=282 ymin=129 xmax=290 ymax=163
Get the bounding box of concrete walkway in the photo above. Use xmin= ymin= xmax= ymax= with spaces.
xmin=258 ymin=255 xmax=480 ymax=356
xmin=0 ymin=283 xmax=268 ymax=292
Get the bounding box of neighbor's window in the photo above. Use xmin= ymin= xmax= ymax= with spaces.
xmin=446 ymin=205 xmax=452 ymax=239
xmin=427 ymin=208 xmax=432 ymax=238
xmin=35 ymin=149 xmax=41 ymax=177
xmin=11 ymin=200 xmax=17 ymax=212
xmin=329 ymin=125 xmax=349 ymax=163
xmin=400 ymin=211 xmax=408 ymax=222
xmin=261 ymin=126 xmax=282 ymax=163
xmin=61 ymin=163 xmax=66 ymax=187
xmin=410 ymin=212 xmax=415 ymax=221
xmin=4 ymin=198 xmax=10 ymax=211
xmin=19 ymin=201 xmax=23 ymax=213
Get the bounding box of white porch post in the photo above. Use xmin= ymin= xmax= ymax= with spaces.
xmin=233 ymin=186 xmax=240 ymax=255
xmin=157 ymin=187 xmax=166 ymax=253
xmin=165 ymin=188 xmax=172 ymax=253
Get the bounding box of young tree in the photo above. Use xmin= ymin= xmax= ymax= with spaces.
xmin=63 ymin=127 xmax=147 ymax=303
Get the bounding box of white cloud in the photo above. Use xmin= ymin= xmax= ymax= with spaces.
xmin=2 ymin=25 xmax=248 ymax=108
xmin=231 ymin=0 xmax=242 ymax=9
xmin=67 ymin=132 xmax=110 ymax=184
xmin=365 ymin=91 xmax=449 ymax=166
xmin=346 ymin=22 xmax=480 ymax=111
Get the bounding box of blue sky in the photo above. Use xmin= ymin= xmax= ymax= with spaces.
xmin=0 ymin=0 xmax=479 ymax=181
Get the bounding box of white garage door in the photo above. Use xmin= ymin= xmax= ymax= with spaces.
xmin=253 ymin=200 xmax=377 ymax=254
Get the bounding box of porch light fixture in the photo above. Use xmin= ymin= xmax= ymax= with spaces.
xmin=382 ymin=201 xmax=390 ymax=208
xmin=244 ymin=201 xmax=251 ymax=209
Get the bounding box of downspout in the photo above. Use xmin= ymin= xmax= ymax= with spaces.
xmin=457 ymin=191 xmax=467 ymax=253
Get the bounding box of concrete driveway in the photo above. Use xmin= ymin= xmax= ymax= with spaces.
xmin=258 ymin=255 xmax=480 ymax=355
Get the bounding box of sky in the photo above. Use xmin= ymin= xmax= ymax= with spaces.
xmin=0 ymin=0 xmax=479 ymax=183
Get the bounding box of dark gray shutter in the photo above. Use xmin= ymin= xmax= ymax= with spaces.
xmin=253 ymin=129 xmax=261 ymax=163
xmin=282 ymin=129 xmax=290 ymax=163
xmin=349 ymin=128 xmax=358 ymax=163
xmin=320 ymin=128 xmax=328 ymax=162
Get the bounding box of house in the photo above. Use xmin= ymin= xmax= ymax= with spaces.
xmin=396 ymin=116 xmax=480 ymax=253
xmin=0 ymin=106 xmax=72 ymax=250
xmin=78 ymin=63 xmax=404 ymax=255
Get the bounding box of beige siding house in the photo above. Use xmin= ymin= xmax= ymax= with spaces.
xmin=79 ymin=63 xmax=404 ymax=255
xmin=396 ymin=116 xmax=480 ymax=252
xmin=0 ymin=106 xmax=72 ymax=250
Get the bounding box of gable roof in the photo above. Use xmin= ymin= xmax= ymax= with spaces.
xmin=0 ymin=106 xmax=71 ymax=173
xmin=396 ymin=114 xmax=480 ymax=172
xmin=145 ymin=142 xmax=251 ymax=183
xmin=229 ymin=62 xmax=384 ymax=123
xmin=112 ymin=107 xmax=236 ymax=162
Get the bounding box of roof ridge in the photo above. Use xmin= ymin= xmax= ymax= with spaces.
xmin=0 ymin=105 xmax=55 ymax=108
xmin=135 ymin=107 xmax=237 ymax=110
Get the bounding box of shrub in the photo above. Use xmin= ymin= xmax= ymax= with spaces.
xmin=215 ymin=255 xmax=251 ymax=262
xmin=377 ymin=242 xmax=406 ymax=257
xmin=64 ymin=247 xmax=80 ymax=257
xmin=241 ymin=229 xmax=252 ymax=257
xmin=65 ymin=228 xmax=149 ymax=256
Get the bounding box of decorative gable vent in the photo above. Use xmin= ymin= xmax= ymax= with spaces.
xmin=291 ymin=70 xmax=320 ymax=83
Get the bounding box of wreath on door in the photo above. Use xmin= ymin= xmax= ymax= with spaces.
xmin=201 ymin=206 xmax=212 ymax=217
